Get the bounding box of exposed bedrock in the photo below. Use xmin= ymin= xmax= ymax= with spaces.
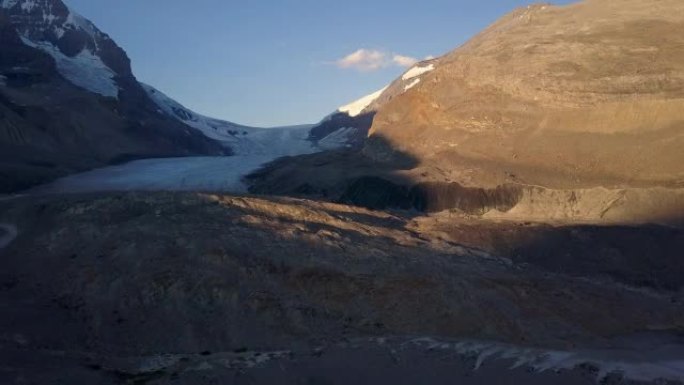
xmin=339 ymin=177 xmax=523 ymax=215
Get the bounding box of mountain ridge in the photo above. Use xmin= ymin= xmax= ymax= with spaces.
xmin=365 ymin=0 xmax=684 ymax=188
xmin=0 ymin=0 xmax=227 ymax=192
xmin=248 ymin=0 xmax=684 ymax=224
xmin=307 ymin=59 xmax=439 ymax=149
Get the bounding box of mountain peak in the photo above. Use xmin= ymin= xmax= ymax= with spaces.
xmin=2 ymin=0 xmax=98 ymax=42
xmin=1 ymin=0 xmax=134 ymax=97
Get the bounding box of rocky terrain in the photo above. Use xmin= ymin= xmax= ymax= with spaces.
xmin=1 ymin=0 xmax=684 ymax=384
xmin=307 ymin=60 xmax=440 ymax=149
xmin=249 ymin=0 xmax=684 ymax=224
xmin=1 ymin=192 xmax=683 ymax=384
xmin=367 ymin=0 xmax=684 ymax=188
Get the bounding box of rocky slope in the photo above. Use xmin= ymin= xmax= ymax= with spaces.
xmin=365 ymin=0 xmax=684 ymax=189
xmin=1 ymin=191 xmax=683 ymax=383
xmin=249 ymin=0 xmax=684 ymax=224
xmin=307 ymin=60 xmax=439 ymax=149
xmin=142 ymin=84 xmax=325 ymax=157
xmin=0 ymin=0 xmax=226 ymax=193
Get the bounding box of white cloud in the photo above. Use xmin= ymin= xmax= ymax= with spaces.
xmin=336 ymin=49 xmax=387 ymax=71
xmin=392 ymin=54 xmax=418 ymax=67
xmin=335 ymin=49 xmax=418 ymax=72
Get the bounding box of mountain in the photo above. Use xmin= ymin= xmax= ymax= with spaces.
xmin=248 ymin=0 xmax=684 ymax=224
xmin=365 ymin=0 xmax=684 ymax=189
xmin=307 ymin=59 xmax=439 ymax=149
xmin=143 ymin=83 xmax=356 ymax=157
xmin=0 ymin=0 xmax=226 ymax=192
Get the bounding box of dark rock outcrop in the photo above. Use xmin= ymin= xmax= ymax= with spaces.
xmin=338 ymin=177 xmax=523 ymax=214
xmin=308 ymin=111 xmax=375 ymax=150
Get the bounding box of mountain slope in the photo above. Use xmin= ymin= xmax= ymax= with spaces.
xmin=307 ymin=60 xmax=438 ymax=149
xmin=142 ymin=84 xmax=322 ymax=157
xmin=365 ymin=0 xmax=684 ymax=189
xmin=248 ymin=0 xmax=684 ymax=223
xmin=0 ymin=0 xmax=226 ymax=192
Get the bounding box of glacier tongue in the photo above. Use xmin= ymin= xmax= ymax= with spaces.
xmin=31 ymin=156 xmax=278 ymax=194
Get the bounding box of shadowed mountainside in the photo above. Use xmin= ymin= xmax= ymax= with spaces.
xmin=248 ymin=0 xmax=684 ymax=224
xmin=0 ymin=1 xmax=227 ymax=193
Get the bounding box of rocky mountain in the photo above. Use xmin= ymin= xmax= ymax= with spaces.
xmin=249 ymin=0 xmax=684 ymax=225
xmin=0 ymin=0 xmax=226 ymax=192
xmin=143 ymin=84 xmax=324 ymax=157
xmin=307 ymin=59 xmax=439 ymax=149
xmin=365 ymin=0 xmax=684 ymax=189
xmin=2 ymin=2 xmax=684 ymax=383
xmin=143 ymin=83 xmax=368 ymax=159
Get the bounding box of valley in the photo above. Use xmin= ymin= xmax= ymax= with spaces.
xmin=1 ymin=0 xmax=683 ymax=384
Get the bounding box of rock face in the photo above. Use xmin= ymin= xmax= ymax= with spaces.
xmin=366 ymin=0 xmax=684 ymax=189
xmin=307 ymin=60 xmax=439 ymax=149
xmin=0 ymin=0 xmax=226 ymax=192
xmin=249 ymin=0 xmax=684 ymax=223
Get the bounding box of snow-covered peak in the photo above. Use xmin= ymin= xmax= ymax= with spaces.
xmin=402 ymin=63 xmax=435 ymax=81
xmin=338 ymin=86 xmax=387 ymax=117
xmin=2 ymin=0 xmax=124 ymax=98
xmin=4 ymin=1 xmax=76 ymax=36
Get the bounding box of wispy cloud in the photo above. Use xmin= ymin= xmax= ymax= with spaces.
xmin=391 ymin=54 xmax=418 ymax=68
xmin=335 ymin=49 xmax=418 ymax=71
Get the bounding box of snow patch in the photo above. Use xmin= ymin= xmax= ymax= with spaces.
xmin=404 ymin=78 xmax=420 ymax=91
xmin=142 ymin=83 xmax=248 ymax=143
xmin=338 ymin=86 xmax=387 ymax=117
xmin=64 ymin=7 xmax=99 ymax=40
xmin=20 ymin=37 xmax=118 ymax=98
xmin=408 ymin=336 xmax=684 ymax=384
xmin=402 ymin=63 xmax=434 ymax=81
xmin=318 ymin=127 xmax=357 ymax=150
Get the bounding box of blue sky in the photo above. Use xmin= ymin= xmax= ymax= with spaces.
xmin=64 ymin=0 xmax=575 ymax=127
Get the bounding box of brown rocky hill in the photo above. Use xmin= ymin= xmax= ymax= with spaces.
xmin=249 ymin=0 xmax=684 ymax=224
xmin=367 ymin=0 xmax=684 ymax=188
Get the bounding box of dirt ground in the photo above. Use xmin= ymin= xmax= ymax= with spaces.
xmin=1 ymin=191 xmax=682 ymax=384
